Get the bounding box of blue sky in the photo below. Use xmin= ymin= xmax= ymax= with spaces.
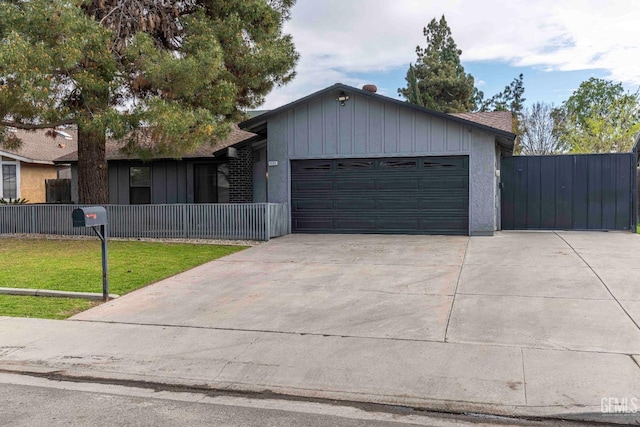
xmin=263 ymin=0 xmax=640 ymax=110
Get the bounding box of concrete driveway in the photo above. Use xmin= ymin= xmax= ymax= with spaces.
xmin=2 ymin=231 xmax=639 ymax=422
xmin=74 ymin=231 xmax=640 ymax=354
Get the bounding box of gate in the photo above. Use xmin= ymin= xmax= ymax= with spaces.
xmin=45 ymin=179 xmax=71 ymax=203
xmin=501 ymin=153 xmax=637 ymax=231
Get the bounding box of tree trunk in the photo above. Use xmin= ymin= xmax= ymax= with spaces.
xmin=77 ymin=127 xmax=108 ymax=204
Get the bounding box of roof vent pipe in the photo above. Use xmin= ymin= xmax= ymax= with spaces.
xmin=362 ymin=84 xmax=377 ymax=93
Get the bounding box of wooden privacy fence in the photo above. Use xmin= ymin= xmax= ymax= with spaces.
xmin=501 ymin=153 xmax=637 ymax=231
xmin=0 ymin=203 xmax=290 ymax=241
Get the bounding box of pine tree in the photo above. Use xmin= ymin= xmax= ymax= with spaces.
xmin=398 ymin=16 xmax=475 ymax=113
xmin=0 ymin=0 xmax=298 ymax=203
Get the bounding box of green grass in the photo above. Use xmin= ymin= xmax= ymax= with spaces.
xmin=0 ymin=238 xmax=247 ymax=319
xmin=0 ymin=295 xmax=96 ymax=320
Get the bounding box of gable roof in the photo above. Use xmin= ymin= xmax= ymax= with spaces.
xmin=0 ymin=129 xmax=78 ymax=164
xmin=55 ymin=125 xmax=256 ymax=163
xmin=239 ymin=83 xmax=517 ymax=147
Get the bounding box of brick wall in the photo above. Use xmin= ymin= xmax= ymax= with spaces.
xmin=228 ymin=146 xmax=253 ymax=203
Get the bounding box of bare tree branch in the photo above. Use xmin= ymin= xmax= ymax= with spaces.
xmin=1 ymin=120 xmax=75 ymax=130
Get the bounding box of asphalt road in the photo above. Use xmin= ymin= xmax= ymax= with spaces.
xmin=0 ymin=373 xmax=573 ymax=427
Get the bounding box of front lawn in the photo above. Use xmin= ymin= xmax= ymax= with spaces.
xmin=0 ymin=238 xmax=247 ymax=319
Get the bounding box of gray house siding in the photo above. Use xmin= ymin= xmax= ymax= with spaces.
xmin=70 ymin=156 xmax=252 ymax=205
xmin=252 ymin=145 xmax=267 ymax=202
xmin=265 ymin=91 xmax=500 ymax=235
xmin=108 ymin=161 xmax=189 ymax=204
xmin=287 ymin=93 xmax=470 ymax=158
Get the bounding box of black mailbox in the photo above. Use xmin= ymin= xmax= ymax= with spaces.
xmin=71 ymin=206 xmax=110 ymax=301
xmin=72 ymin=206 xmax=108 ymax=227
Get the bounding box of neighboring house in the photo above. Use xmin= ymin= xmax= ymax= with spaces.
xmin=239 ymin=83 xmax=516 ymax=236
xmin=0 ymin=129 xmax=78 ymax=202
xmin=55 ymin=126 xmax=260 ymax=204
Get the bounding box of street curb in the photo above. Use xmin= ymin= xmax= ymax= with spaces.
xmin=0 ymin=287 xmax=119 ymax=300
xmin=0 ymin=365 xmax=632 ymax=426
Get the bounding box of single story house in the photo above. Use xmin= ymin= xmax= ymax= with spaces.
xmin=0 ymin=129 xmax=77 ymax=202
xmin=56 ymin=83 xmax=515 ymax=236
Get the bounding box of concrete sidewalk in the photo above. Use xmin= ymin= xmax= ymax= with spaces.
xmin=1 ymin=232 xmax=640 ymax=424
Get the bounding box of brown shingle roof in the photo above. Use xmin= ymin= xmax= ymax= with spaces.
xmin=0 ymin=129 xmax=79 ymax=164
xmin=449 ymin=111 xmax=514 ymax=133
xmin=54 ymin=125 xmax=256 ymax=162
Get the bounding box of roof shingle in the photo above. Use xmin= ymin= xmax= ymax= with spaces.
xmin=449 ymin=111 xmax=514 ymax=133
xmin=54 ymin=125 xmax=256 ymax=163
xmin=1 ymin=129 xmax=78 ymax=164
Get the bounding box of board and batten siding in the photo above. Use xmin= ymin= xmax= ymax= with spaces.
xmin=287 ymin=93 xmax=470 ymax=158
xmin=266 ymin=91 xmax=499 ymax=235
xmin=104 ymin=161 xmax=189 ymax=205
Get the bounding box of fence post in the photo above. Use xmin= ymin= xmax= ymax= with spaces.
xmin=30 ymin=207 xmax=35 ymax=234
xmin=182 ymin=204 xmax=188 ymax=238
xmin=265 ymin=203 xmax=271 ymax=241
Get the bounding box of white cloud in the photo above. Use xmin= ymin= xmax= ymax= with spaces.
xmin=264 ymin=0 xmax=640 ymax=108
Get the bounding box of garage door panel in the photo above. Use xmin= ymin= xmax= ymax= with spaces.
xmin=292 ymin=156 xmax=469 ymax=235
xmin=419 ymin=177 xmax=468 ymax=189
xmin=376 ymin=219 xmax=420 ymax=231
xmin=376 ymin=199 xmax=419 ymax=210
xmin=417 ymin=198 xmax=468 ymax=210
xmin=335 ymin=199 xmax=376 ymax=210
xmin=291 ymin=160 xmax=333 ymax=172
xmin=293 ymin=199 xmax=334 ymax=211
xmin=292 ymin=180 xmax=333 ymax=192
xmin=334 ymin=219 xmax=377 ymax=230
xmin=335 ymin=180 xmax=376 ymax=191
xmin=376 ymin=179 xmax=420 ymax=191
xmin=293 ymin=218 xmax=335 ymax=231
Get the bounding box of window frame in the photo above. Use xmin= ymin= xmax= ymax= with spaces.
xmin=193 ymin=162 xmax=229 ymax=204
xmin=129 ymin=165 xmax=152 ymax=204
xmin=0 ymin=156 xmax=20 ymax=200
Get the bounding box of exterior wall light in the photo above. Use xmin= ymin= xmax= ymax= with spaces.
xmin=336 ymin=91 xmax=350 ymax=106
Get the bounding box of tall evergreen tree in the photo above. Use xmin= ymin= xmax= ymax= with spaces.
xmin=478 ymin=74 xmax=525 ymax=115
xmin=0 ymin=0 xmax=298 ymax=203
xmin=398 ymin=16 xmax=475 ymax=113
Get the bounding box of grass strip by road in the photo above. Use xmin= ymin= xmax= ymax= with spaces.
xmin=0 ymin=238 xmax=247 ymax=319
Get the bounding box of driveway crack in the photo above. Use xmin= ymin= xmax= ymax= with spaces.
xmin=631 ymin=355 xmax=640 ymax=371
xmin=520 ymin=347 xmax=528 ymax=405
xmin=213 ymin=336 xmax=261 ymax=381
xmin=443 ymin=237 xmax=470 ymax=342
xmin=553 ymin=232 xmax=640 ymax=332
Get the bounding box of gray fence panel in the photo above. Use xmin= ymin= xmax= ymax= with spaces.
xmin=268 ymin=203 xmax=290 ymax=238
xmin=0 ymin=203 xmax=289 ymax=241
xmin=501 ymin=153 xmax=637 ymax=231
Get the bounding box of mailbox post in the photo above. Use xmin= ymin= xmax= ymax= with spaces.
xmin=72 ymin=207 xmax=109 ymax=301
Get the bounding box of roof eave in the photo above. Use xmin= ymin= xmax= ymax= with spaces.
xmin=212 ymin=134 xmax=266 ymax=157
xmin=0 ymin=150 xmax=55 ymax=164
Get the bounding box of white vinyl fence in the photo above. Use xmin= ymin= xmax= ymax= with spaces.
xmin=0 ymin=203 xmax=290 ymax=241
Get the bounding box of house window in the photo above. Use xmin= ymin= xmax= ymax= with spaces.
xmin=0 ymin=159 xmax=19 ymax=200
xmin=194 ymin=163 xmax=229 ymax=203
xmin=129 ymin=166 xmax=151 ymax=204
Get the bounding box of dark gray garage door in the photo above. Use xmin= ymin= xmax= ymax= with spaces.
xmin=291 ymin=156 xmax=469 ymax=235
xmin=501 ymin=154 xmax=638 ymax=230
